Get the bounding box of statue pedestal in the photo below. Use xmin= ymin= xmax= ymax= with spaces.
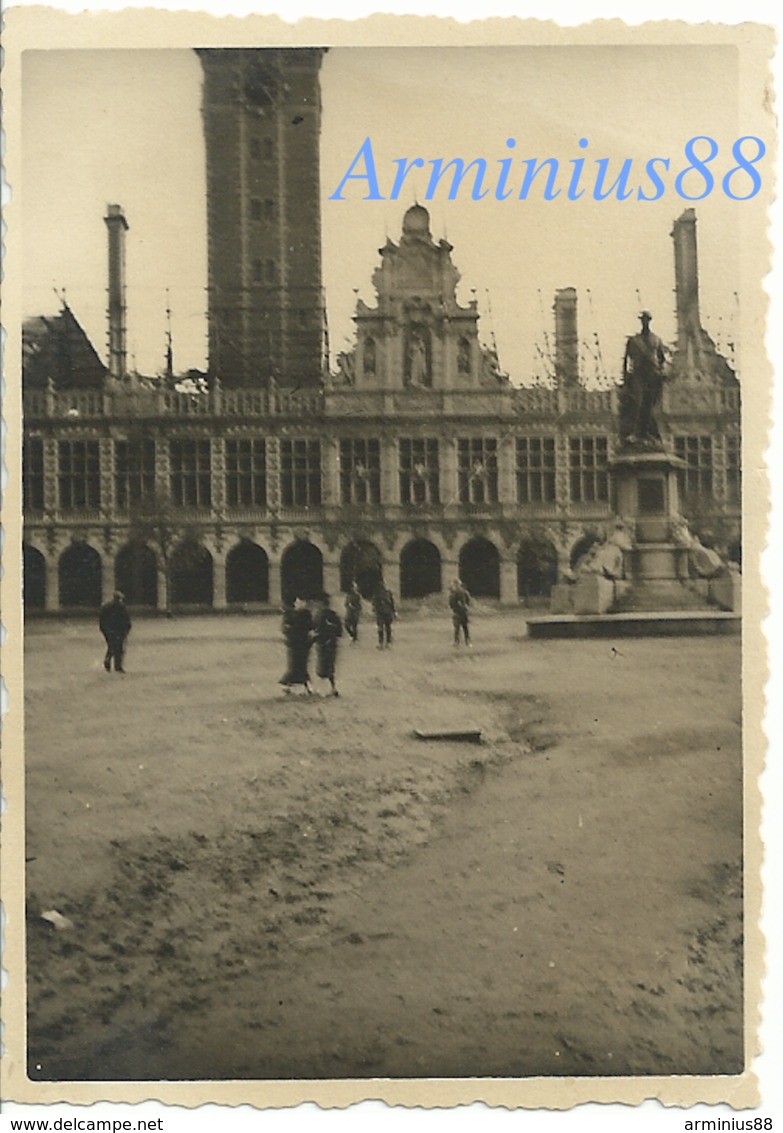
xmin=610 ymin=448 xmax=687 ymax=586
xmin=550 ymin=577 xmax=614 ymax=616
xmin=611 ymin=449 xmax=685 ymax=529
xmin=606 ymin=447 xmax=711 ymax=613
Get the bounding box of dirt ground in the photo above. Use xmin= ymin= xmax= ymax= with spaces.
xmin=22 ymin=605 xmax=743 ymax=1082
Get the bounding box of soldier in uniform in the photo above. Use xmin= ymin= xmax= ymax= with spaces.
xmin=448 ymin=578 xmax=472 ymax=646
xmin=344 ymin=582 xmax=362 ymax=644
xmin=372 ymin=584 xmax=397 ymax=649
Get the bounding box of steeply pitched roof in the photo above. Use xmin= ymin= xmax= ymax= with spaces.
xmin=22 ymin=305 xmax=106 ymax=391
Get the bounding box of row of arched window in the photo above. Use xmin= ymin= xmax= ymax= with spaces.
xmin=23 ymin=536 xmax=563 ymax=611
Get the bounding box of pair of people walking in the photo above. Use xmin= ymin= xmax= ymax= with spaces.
xmin=343 ymin=581 xmax=397 ymax=650
xmin=279 ymin=593 xmax=343 ymax=696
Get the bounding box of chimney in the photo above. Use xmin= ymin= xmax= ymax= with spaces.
xmin=104 ymin=204 xmax=129 ymax=379
xmin=671 ymin=207 xmax=701 ymax=353
xmin=553 ymin=287 xmax=579 ymax=386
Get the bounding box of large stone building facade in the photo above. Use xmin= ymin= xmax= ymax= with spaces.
xmin=21 ymin=51 xmax=740 ymax=615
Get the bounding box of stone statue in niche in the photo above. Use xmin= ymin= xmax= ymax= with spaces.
xmin=457 ymin=336 xmax=471 ymax=374
xmin=364 ymin=336 xmax=376 ymax=375
xmin=335 ymin=351 xmax=355 ymax=386
xmin=406 ymin=327 xmax=431 ymax=388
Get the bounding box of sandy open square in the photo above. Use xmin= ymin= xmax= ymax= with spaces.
xmin=24 ymin=606 xmax=742 ymax=1082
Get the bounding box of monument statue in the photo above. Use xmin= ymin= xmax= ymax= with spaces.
xmin=565 ymin=519 xmax=635 ymax=582
xmin=620 ymin=310 xmax=667 ymax=447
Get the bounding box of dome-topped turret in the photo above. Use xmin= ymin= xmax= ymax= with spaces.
xmin=402 ymin=203 xmax=431 ymax=239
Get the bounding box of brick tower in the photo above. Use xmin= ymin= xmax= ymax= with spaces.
xmin=197 ymin=48 xmax=327 ymax=388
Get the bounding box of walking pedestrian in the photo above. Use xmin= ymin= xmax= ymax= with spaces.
xmin=279 ymin=597 xmax=314 ymax=694
xmin=99 ymin=590 xmax=132 ymax=673
xmin=449 ymin=578 xmax=471 ymax=646
xmin=372 ymin=583 xmax=396 ymax=649
xmin=313 ymin=592 xmax=343 ymax=697
xmin=344 ymin=582 xmax=362 ymax=644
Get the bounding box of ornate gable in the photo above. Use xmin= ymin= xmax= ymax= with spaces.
xmin=335 ymin=205 xmax=508 ymax=391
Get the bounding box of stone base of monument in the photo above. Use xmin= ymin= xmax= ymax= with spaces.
xmin=529 ymin=444 xmax=741 ymax=636
xmin=708 ymin=572 xmax=742 ymax=613
xmin=550 ymin=577 xmax=615 ymax=616
xmin=526 ymin=609 xmax=741 ymax=639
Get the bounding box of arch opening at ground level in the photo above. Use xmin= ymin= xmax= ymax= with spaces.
xmin=115 ymin=543 xmax=158 ymax=608
xmin=227 ymin=541 xmax=269 ymax=604
xmin=281 ymin=541 xmax=323 ymax=606
xmin=400 ymin=538 xmax=442 ymax=599
xmin=171 ymin=542 xmax=214 ymax=607
xmin=24 ymin=545 xmax=47 ymax=611
xmin=517 ymin=540 xmax=559 ymax=602
xmin=459 ymin=536 xmax=500 ymax=598
xmin=59 ymin=542 xmax=102 ymax=608
xmin=340 ymin=540 xmax=383 ymax=598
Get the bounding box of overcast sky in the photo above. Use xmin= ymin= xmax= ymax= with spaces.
xmin=22 ymin=44 xmax=750 ymax=384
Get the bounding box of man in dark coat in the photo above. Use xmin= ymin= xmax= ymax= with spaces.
xmin=372 ymin=584 xmax=396 ymax=649
xmin=344 ymin=583 xmax=362 ymax=644
xmin=312 ymin=592 xmax=343 ymax=697
xmin=279 ymin=597 xmax=314 ymax=694
xmin=99 ymin=590 xmax=132 ymax=673
xmin=448 ymin=578 xmax=471 ymax=646
xmin=620 ymin=310 xmax=667 ymax=446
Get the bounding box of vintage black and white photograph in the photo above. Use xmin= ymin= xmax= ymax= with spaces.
xmin=4 ymin=15 xmax=774 ymax=1105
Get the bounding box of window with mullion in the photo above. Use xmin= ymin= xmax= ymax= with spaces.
xmin=339 ymin=438 xmax=381 ymax=504
xmin=23 ymin=437 xmax=45 ymax=511
xmin=281 ymin=439 xmax=322 ymax=507
xmin=225 ymin=438 xmax=267 ymax=507
xmin=516 ymin=436 xmax=556 ymax=503
xmin=169 ymin=439 xmax=212 ymax=507
xmin=726 ymin=434 xmax=741 ymax=505
xmin=57 ymin=439 xmax=101 ymax=510
xmin=568 ymin=435 xmax=608 ymax=503
xmin=115 ymin=439 xmax=156 ymax=508
xmin=457 ymin=437 xmax=498 ymax=504
xmin=399 ymin=438 xmax=439 ymax=505
xmin=674 ymin=435 xmax=714 ymax=499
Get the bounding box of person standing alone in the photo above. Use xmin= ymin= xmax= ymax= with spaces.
xmin=449 ymin=578 xmax=471 ymax=646
xmin=344 ymin=582 xmax=362 ymax=644
xmin=99 ymin=590 xmax=132 ymax=673
xmin=372 ymin=583 xmax=396 ymax=650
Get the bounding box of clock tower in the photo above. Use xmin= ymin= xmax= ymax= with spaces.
xmin=197 ymin=48 xmax=327 ymax=388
